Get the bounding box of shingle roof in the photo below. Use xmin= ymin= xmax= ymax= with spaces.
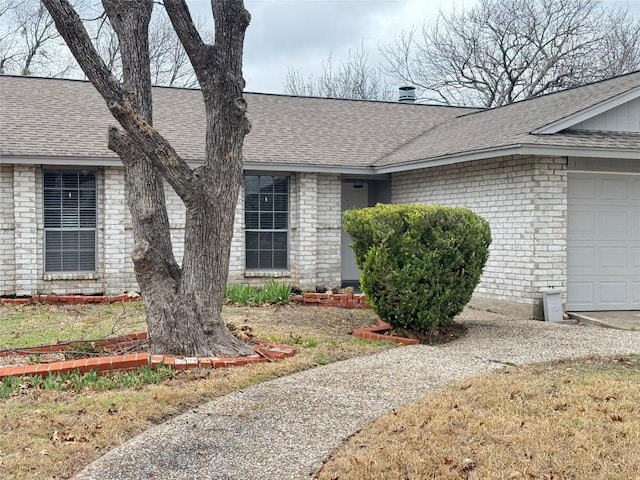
xmin=1 ymin=72 xmax=638 ymax=172
xmin=532 ymin=130 xmax=640 ymax=150
xmin=0 ymin=75 xmax=474 ymax=168
xmin=377 ymin=71 xmax=640 ymax=167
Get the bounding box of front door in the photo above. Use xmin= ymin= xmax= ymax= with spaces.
xmin=341 ymin=182 xmax=369 ymax=285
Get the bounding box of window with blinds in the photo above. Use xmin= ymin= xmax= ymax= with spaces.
xmin=244 ymin=175 xmax=288 ymax=270
xmin=43 ymin=169 xmax=97 ymax=272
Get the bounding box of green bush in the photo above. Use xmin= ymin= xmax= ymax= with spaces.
xmin=225 ymin=280 xmax=292 ymax=306
xmin=343 ymin=203 xmax=491 ymax=334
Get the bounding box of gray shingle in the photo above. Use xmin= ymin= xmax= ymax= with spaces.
xmin=2 ymin=72 xmax=638 ymax=170
xmin=377 ymin=71 xmax=640 ymax=166
xmin=0 ymin=76 xmax=474 ymax=168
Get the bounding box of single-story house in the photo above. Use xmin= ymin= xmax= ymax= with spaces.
xmin=1 ymin=72 xmax=638 ymax=318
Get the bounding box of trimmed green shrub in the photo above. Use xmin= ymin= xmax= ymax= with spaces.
xmin=343 ymin=203 xmax=491 ymax=334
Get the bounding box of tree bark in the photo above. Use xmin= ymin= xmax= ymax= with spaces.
xmin=43 ymin=0 xmax=254 ymax=356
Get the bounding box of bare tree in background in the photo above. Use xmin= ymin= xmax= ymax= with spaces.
xmin=0 ymin=0 xmax=203 ymax=87
xmin=284 ymin=44 xmax=394 ymax=101
xmin=382 ymin=0 xmax=640 ymax=107
xmin=0 ymin=0 xmax=75 ymax=76
xmin=147 ymin=9 xmax=206 ymax=87
xmin=90 ymin=6 xmax=206 ymax=87
xmin=41 ymin=0 xmax=254 ymax=357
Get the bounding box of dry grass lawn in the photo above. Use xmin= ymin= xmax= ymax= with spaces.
xmin=317 ymin=355 xmax=640 ymax=480
xmin=0 ymin=301 xmax=147 ymax=348
xmin=0 ymin=303 xmax=391 ymax=479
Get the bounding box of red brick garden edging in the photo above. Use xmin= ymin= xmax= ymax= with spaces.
xmin=0 ymin=293 xmax=140 ymax=306
xmin=291 ymin=292 xmax=369 ymax=308
xmin=2 ymin=292 xmax=369 ymax=308
xmin=352 ymin=319 xmax=419 ymax=346
xmin=0 ymin=332 xmax=296 ymax=380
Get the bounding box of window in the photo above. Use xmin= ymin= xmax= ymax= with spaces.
xmin=244 ymin=175 xmax=288 ymax=270
xmin=43 ymin=169 xmax=97 ymax=272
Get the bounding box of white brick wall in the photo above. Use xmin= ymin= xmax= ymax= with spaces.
xmin=293 ymin=173 xmax=318 ymax=290
xmin=0 ymin=164 xmax=16 ymax=295
xmin=392 ymin=156 xmax=567 ymax=317
xmin=316 ymin=174 xmax=342 ymax=288
xmin=0 ymin=159 xmax=565 ymax=307
xmin=103 ymin=167 xmax=128 ymax=294
xmin=13 ymin=165 xmax=39 ymax=295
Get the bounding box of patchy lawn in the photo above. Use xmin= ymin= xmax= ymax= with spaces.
xmin=0 ymin=303 xmax=392 ymax=480
xmin=0 ymin=302 xmax=147 ymax=349
xmin=317 ymin=355 xmax=640 ymax=480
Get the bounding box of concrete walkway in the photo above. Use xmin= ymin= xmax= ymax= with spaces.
xmin=568 ymin=310 xmax=640 ymax=331
xmin=74 ymin=315 xmax=640 ymax=480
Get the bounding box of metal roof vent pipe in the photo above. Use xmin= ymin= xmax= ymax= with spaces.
xmin=398 ymin=86 xmax=416 ymax=103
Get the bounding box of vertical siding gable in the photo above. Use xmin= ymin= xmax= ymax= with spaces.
xmin=572 ymin=97 xmax=640 ymax=133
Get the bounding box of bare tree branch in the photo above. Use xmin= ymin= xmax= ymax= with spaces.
xmin=381 ymin=0 xmax=640 ymax=107
xmin=0 ymin=0 xmax=75 ymax=76
xmin=42 ymin=0 xmax=199 ymax=207
xmin=284 ymin=43 xmax=394 ymax=101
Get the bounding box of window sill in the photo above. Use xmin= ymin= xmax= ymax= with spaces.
xmin=244 ymin=270 xmax=291 ymax=278
xmin=42 ymin=273 xmax=99 ymax=281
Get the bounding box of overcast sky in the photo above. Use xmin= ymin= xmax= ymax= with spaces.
xmin=185 ymin=0 xmax=475 ymax=94
xmin=186 ymin=0 xmax=640 ymax=95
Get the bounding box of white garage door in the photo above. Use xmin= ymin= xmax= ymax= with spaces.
xmin=567 ymin=173 xmax=640 ymax=311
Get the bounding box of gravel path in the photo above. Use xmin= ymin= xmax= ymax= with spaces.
xmin=73 ymin=313 xmax=639 ymax=480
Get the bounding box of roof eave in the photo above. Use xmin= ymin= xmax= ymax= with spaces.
xmin=0 ymin=156 xmax=379 ymax=176
xmin=243 ymin=162 xmax=377 ymax=175
xmin=376 ymin=144 xmax=640 ymax=174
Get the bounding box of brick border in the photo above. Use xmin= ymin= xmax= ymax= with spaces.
xmin=291 ymin=292 xmax=369 ymax=308
xmin=0 ymin=334 xmax=296 ymax=380
xmin=2 ymin=293 xmax=370 ymax=309
xmin=0 ymin=332 xmax=148 ymax=358
xmin=1 ymin=293 xmax=140 ymax=306
xmin=352 ymin=319 xmax=420 ymax=346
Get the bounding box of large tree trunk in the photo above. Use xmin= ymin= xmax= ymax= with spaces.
xmin=43 ymin=0 xmax=254 ymax=357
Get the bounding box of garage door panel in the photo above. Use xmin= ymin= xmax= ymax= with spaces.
xmin=567 ymin=281 xmax=594 ymax=304
xmin=601 ymin=178 xmax=628 ymax=199
xmin=567 ymin=246 xmax=594 ymax=271
xmin=599 ymin=247 xmax=629 ymax=271
xmin=568 ymin=177 xmax=596 ymax=199
xmin=600 ymin=212 xmax=628 ymax=235
xmin=599 ymin=282 xmax=628 ymax=304
xmin=567 ymin=173 xmax=640 ymax=311
xmin=568 ymin=212 xmax=594 ymax=234
xmin=632 ymin=282 xmax=640 ymax=304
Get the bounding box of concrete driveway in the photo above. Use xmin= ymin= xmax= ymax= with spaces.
xmin=568 ymin=311 xmax=640 ymax=330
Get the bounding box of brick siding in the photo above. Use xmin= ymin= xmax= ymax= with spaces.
xmin=0 ymin=165 xmax=345 ymax=296
xmin=0 ymin=164 xmax=16 ymax=295
xmin=392 ymin=155 xmax=567 ymax=317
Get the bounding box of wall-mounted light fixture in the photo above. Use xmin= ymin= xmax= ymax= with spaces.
xmin=353 ymin=179 xmax=364 ymax=189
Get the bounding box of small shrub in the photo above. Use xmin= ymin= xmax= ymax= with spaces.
xmin=225 ymin=280 xmax=291 ymax=306
xmin=225 ymin=284 xmax=260 ymax=305
xmin=343 ymin=203 xmax=491 ymax=334
xmin=262 ymin=279 xmax=292 ymax=305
